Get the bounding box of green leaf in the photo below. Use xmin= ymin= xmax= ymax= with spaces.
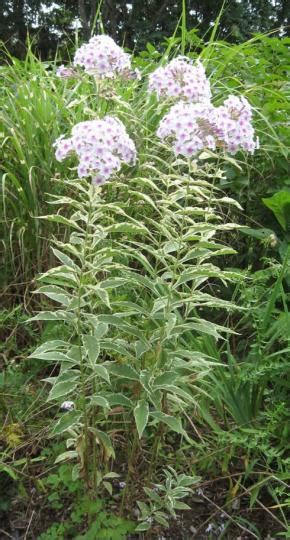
xmin=104 ymin=393 xmax=133 ymax=408
xmin=173 ymin=501 xmax=191 ymax=510
xmin=143 ymin=487 xmax=162 ymax=504
xmin=54 ymin=450 xmax=78 ymax=464
xmin=48 ymin=380 xmax=78 ymax=401
xmin=103 ymin=472 xmax=120 ymax=479
xmin=151 ymin=298 xmax=167 ymax=314
xmin=95 ymin=429 xmax=115 ymax=459
xmin=108 ymin=364 xmax=139 ymax=381
xmin=29 ymin=351 xmax=76 ymax=364
xmin=134 ymin=400 xmax=149 ymax=438
xmin=135 ymin=523 xmax=151 ymax=532
xmin=28 ymin=311 xmax=74 ymax=323
xmin=40 ymin=214 xmax=83 ymax=231
xmin=153 ymin=371 xmax=179 ymax=387
xmin=239 ymin=226 xmax=275 ymax=240
xmin=162 ymin=385 xmax=194 ymax=402
xmin=36 ymin=285 xmax=71 ymax=306
xmin=103 ymin=481 xmax=113 ymax=495
xmin=100 ymin=277 xmax=130 ymax=289
xmin=90 ymin=396 xmax=110 ymax=409
xmin=100 ymin=339 xmax=135 ymax=360
xmin=95 ymin=286 xmax=111 ymax=308
xmin=30 ymin=340 xmax=68 ymax=355
xmin=51 ymin=410 xmax=82 ymax=436
xmin=93 ymin=323 xmax=109 ymax=339
xmin=38 ymin=266 xmax=79 ymax=285
xmin=262 ymin=191 xmax=290 ymax=231
xmin=98 ymin=315 xmax=148 ymax=342
xmin=82 ymin=335 xmax=100 ymax=366
xmin=51 ymin=248 xmax=79 ymax=271
xmin=0 ymin=463 xmax=18 ymax=480
xmin=163 ymin=240 xmax=181 ymax=254
xmin=151 ymin=412 xmax=188 ymax=439
xmin=154 ymin=512 xmax=169 ymax=527
xmin=106 ymin=222 xmax=146 ymax=234
xmin=93 ymin=365 xmax=110 ymax=383
xmin=43 ymin=370 xmax=79 ymax=385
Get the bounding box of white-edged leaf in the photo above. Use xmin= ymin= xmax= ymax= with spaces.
xmin=29 ymin=351 xmax=76 ymax=363
xmin=36 ymin=285 xmax=71 ymax=306
xmin=93 ymin=365 xmax=110 ymax=383
xmin=48 ymin=380 xmax=78 ymax=401
xmin=108 ymin=364 xmax=139 ymax=381
xmin=51 ymin=410 xmax=82 ymax=435
xmin=134 ymin=400 xmax=149 ymax=438
xmin=54 ymin=450 xmax=78 ymax=464
xmin=82 ymin=335 xmax=100 ymax=366
xmin=90 ymin=396 xmax=110 ymax=409
xmin=94 ymin=323 xmax=109 ymax=339
xmin=52 ymin=247 xmax=79 ymax=271
xmin=153 ymin=371 xmax=178 ymax=387
xmin=40 ymin=214 xmax=83 ymax=231
xmin=151 ymin=412 xmax=188 ymax=439
xmin=29 ymin=340 xmax=68 ymax=355
xmin=95 ymin=429 xmax=115 ymax=459
xmin=103 ymin=472 xmax=120 ymax=479
xmin=106 ymin=222 xmax=146 ymax=234
xmin=28 ymin=311 xmax=74 ymax=323
xmin=103 ymin=481 xmax=113 ymax=495
xmin=104 ymin=393 xmax=133 ymax=408
xmin=95 ymin=286 xmax=111 ymax=309
xmin=174 ymin=501 xmax=191 ymax=510
xmin=135 ymin=523 xmax=151 ymax=532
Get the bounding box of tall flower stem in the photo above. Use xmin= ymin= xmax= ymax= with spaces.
xmin=76 ymin=184 xmax=95 ymax=489
xmin=148 ymin=393 xmax=167 ymax=482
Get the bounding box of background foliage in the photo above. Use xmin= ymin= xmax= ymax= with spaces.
xmin=1 ymin=0 xmax=290 ymax=58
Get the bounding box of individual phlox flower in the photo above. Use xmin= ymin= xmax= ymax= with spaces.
xmin=60 ymin=401 xmax=75 ymax=411
xmin=157 ymin=96 xmax=259 ymax=157
xmin=148 ymin=56 xmax=211 ymax=103
xmin=73 ymin=35 xmax=132 ymax=78
xmin=56 ymin=65 xmax=77 ymax=79
xmin=54 ymin=117 xmax=136 ymax=185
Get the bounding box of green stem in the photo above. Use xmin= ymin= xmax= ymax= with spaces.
xmin=148 ymin=424 xmax=164 ymax=482
xmin=120 ymin=428 xmax=139 ymax=516
xmin=76 ymin=185 xmax=95 ymax=489
xmin=91 ymin=375 xmax=98 ymax=493
xmin=148 ymin=394 xmax=166 ymax=482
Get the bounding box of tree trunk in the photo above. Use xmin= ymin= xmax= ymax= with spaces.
xmin=78 ymin=0 xmax=90 ymax=39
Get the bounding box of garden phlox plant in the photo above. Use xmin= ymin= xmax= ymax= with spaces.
xmin=73 ymin=34 xmax=132 ymax=78
xmin=148 ymin=56 xmax=212 ymax=102
xmin=38 ymin=32 xmax=263 ymax=533
xmin=54 ymin=117 xmax=136 ymax=184
xmin=157 ymin=96 xmax=259 ymax=156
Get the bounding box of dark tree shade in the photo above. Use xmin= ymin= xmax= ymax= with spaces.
xmin=1 ymin=0 xmax=289 ymax=59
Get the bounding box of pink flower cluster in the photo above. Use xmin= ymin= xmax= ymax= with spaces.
xmin=148 ymin=57 xmax=211 ymax=103
xmin=157 ymin=96 xmax=259 ymax=156
xmin=73 ymin=35 xmax=131 ymax=78
xmin=54 ymin=117 xmax=136 ymax=184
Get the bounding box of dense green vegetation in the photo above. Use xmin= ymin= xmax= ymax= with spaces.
xmin=1 ymin=0 xmax=290 ymax=58
xmin=1 ymin=19 xmax=290 ymax=540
